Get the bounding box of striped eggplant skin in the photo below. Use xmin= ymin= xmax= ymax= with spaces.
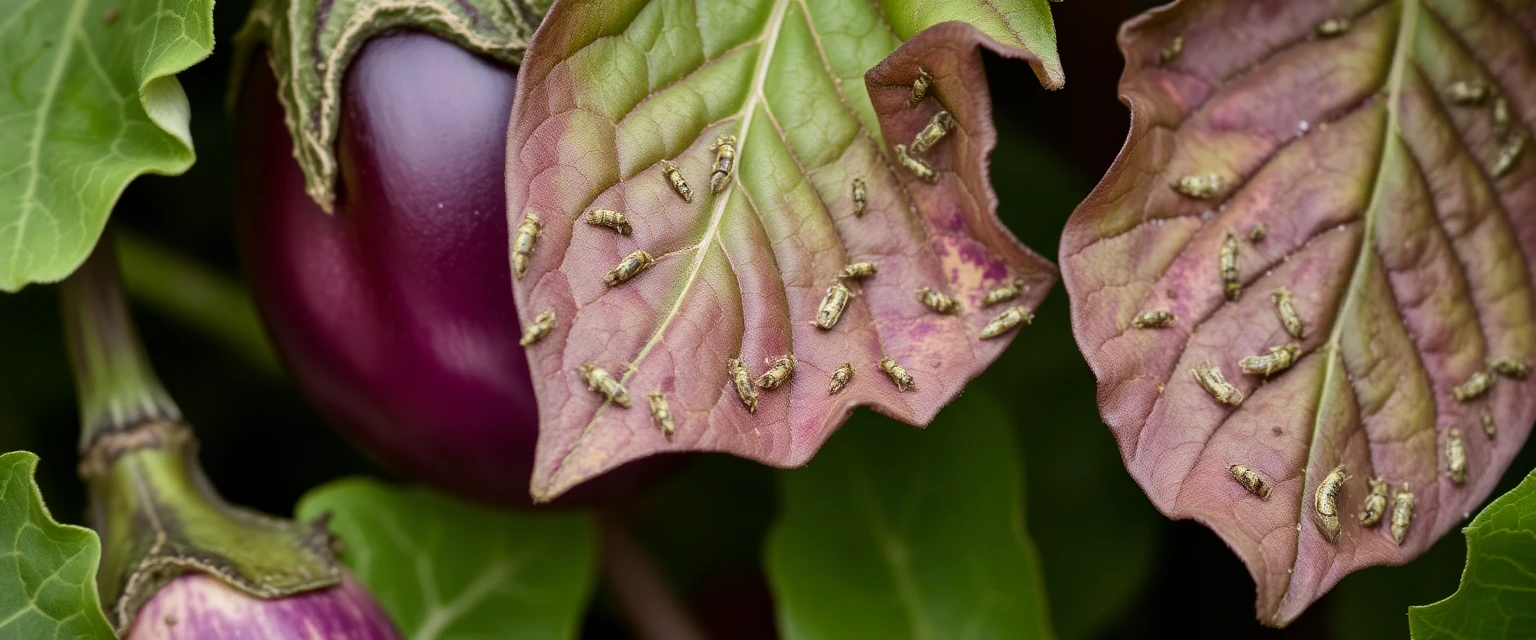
xmin=125 ymin=571 xmax=399 ymax=640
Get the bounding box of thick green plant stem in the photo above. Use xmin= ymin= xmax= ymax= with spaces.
xmin=62 ymin=234 xmax=341 ymax=633
xmin=61 ymin=233 xmax=181 ymax=452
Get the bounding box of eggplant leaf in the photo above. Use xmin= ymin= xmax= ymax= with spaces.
xmin=507 ymin=0 xmax=1062 ymax=501
xmin=296 ymin=479 xmax=597 ymax=639
xmin=765 ymin=390 xmax=1052 ymax=639
xmin=0 ymin=451 xmax=114 ymax=638
xmin=1061 ymin=0 xmax=1536 ymax=626
xmin=1408 ymin=466 xmax=1536 ymax=639
xmin=0 ymin=0 xmax=213 ymax=291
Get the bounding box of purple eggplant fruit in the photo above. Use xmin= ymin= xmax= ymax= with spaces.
xmin=236 ymin=32 xmax=665 ymax=507
xmin=125 ymin=572 xmax=398 ymax=640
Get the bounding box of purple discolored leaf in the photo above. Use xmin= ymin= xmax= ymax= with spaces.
xmin=505 ymin=1 xmax=1061 ymax=501
xmin=1062 ymin=0 xmax=1536 ymax=626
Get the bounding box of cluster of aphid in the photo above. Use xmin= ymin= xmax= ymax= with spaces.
xmin=1441 ymin=78 xmax=1525 ymax=177
xmin=506 ymin=67 xmax=1036 ymax=439
xmin=1144 ymin=13 xmax=1535 ymax=546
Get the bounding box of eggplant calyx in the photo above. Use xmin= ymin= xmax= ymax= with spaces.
xmin=83 ymin=421 xmax=342 ymax=633
xmin=231 ymin=0 xmax=552 ymax=212
xmin=63 ymin=236 xmax=341 ymax=634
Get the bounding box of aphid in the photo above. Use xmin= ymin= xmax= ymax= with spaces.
xmin=1249 ymin=223 xmax=1267 ymax=242
xmin=708 ymin=134 xmax=738 ymax=193
xmin=604 ymin=250 xmax=655 ymax=287
xmin=1494 ymin=97 xmax=1511 ymax=138
xmin=829 ymin=363 xmax=854 ymax=395
xmin=982 ymin=279 xmax=1027 ymax=307
xmin=1494 ymin=134 xmax=1525 ymax=177
xmin=1240 ymin=343 xmax=1301 ymax=377
xmin=512 ymin=213 xmax=542 ymax=277
xmin=852 ymin=178 xmax=868 ymax=216
xmin=916 ymin=287 xmax=959 ymax=314
xmin=577 ymin=363 xmax=630 ymax=408
xmin=1272 ymin=287 xmax=1305 ymax=338
xmin=584 ymin=208 xmax=632 ymax=235
xmin=1229 ymin=464 xmax=1271 ymax=500
xmin=1446 ymin=428 xmax=1467 ymax=484
xmin=1391 ymin=484 xmax=1415 ymax=545
xmin=814 ymin=281 xmax=853 ymax=330
xmin=519 ymin=309 xmax=556 ymax=346
xmin=1132 ymin=309 xmax=1177 ymax=328
xmin=1220 ymin=232 xmax=1241 ymax=301
xmin=1192 ymin=363 xmax=1243 ymax=406
xmin=1453 ymin=369 xmax=1494 ymax=402
xmin=659 ymin=159 xmax=693 ymax=203
xmin=878 ymin=356 xmax=916 ymax=391
xmin=1482 ymin=407 xmax=1497 ymax=439
xmin=1489 ymin=356 xmax=1530 ymax=379
xmin=980 ymin=306 xmax=1034 ymax=339
xmin=894 ymin=144 xmax=939 ymax=183
xmin=908 ymin=67 xmax=932 ymax=107
xmin=103 ymin=7 xmax=121 ymax=24
xmin=648 ymin=392 xmax=675 ymax=439
xmin=1158 ymin=35 xmax=1184 ymax=64
xmin=1315 ymin=17 xmax=1350 ymax=37
xmin=838 ymin=262 xmax=878 ymax=281
xmin=1360 ymin=477 xmax=1388 ymax=527
xmin=1313 ymin=465 xmax=1347 ymax=543
xmin=754 ymin=355 xmax=797 ymax=389
xmin=908 ymin=111 xmax=955 ymax=155
xmin=1444 ymin=80 xmax=1494 ymax=106
xmin=1170 ymin=173 xmax=1224 ymax=198
xmin=727 ymin=357 xmax=758 ymax=414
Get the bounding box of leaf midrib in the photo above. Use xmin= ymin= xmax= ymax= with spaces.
xmin=546 ymin=0 xmax=795 ymax=492
xmin=1280 ymin=0 xmax=1419 ymax=621
xmin=9 ymin=0 xmax=89 ymax=279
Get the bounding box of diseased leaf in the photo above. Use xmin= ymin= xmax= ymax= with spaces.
xmin=0 ymin=0 xmax=213 ymax=291
xmin=0 ymin=451 xmax=114 ymax=639
xmin=296 ymin=478 xmax=597 ymax=640
xmin=1061 ymin=0 xmax=1536 ymax=626
xmin=765 ymin=390 xmax=1053 ymax=639
xmin=1408 ymin=466 xmax=1536 ymax=639
xmin=506 ymin=0 xmax=1062 ymax=501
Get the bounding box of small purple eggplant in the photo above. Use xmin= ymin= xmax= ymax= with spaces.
xmin=125 ymin=572 xmax=399 ymax=640
xmin=235 ymin=32 xmax=670 ymax=507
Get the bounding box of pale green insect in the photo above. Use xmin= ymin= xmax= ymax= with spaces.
xmin=754 ymin=355 xmax=796 ymax=390
xmin=519 ymin=310 xmax=556 ymax=346
xmin=981 ymin=306 xmax=1034 ymax=339
xmin=604 ymin=250 xmax=655 ymax=287
xmin=512 ymin=212 xmax=542 ymax=277
xmin=578 ymin=363 xmax=630 ymax=408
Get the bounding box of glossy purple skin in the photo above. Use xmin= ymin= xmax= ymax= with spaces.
xmin=125 ymin=572 xmax=400 ymax=640
xmin=236 ymin=33 xmax=539 ymax=506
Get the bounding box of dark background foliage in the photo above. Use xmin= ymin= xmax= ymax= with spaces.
xmin=1 ymin=1 xmax=1531 ymax=638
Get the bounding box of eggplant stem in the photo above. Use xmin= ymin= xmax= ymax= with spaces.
xmin=599 ymin=508 xmax=708 ymax=640
xmin=61 ymin=230 xmax=182 ymax=452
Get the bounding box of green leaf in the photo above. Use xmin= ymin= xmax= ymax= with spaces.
xmin=509 ymin=0 xmax=1063 ymax=502
xmin=0 ymin=0 xmax=214 ymax=291
xmin=765 ymin=389 xmax=1053 ymax=639
xmin=0 ymin=451 xmax=113 ymax=639
xmin=1408 ymin=466 xmax=1536 ymax=639
xmin=296 ymin=478 xmax=598 ymax=640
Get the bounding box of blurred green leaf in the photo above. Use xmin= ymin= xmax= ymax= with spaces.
xmin=297 ymin=478 xmax=598 ymax=640
xmin=115 ymin=231 xmax=278 ymax=373
xmin=765 ymin=390 xmax=1053 ymax=639
xmin=989 ymin=116 xmax=1163 ymax=639
xmin=0 ymin=451 xmax=113 ymax=638
xmin=1408 ymin=467 xmax=1536 ymax=639
xmin=0 ymin=0 xmax=214 ymax=291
